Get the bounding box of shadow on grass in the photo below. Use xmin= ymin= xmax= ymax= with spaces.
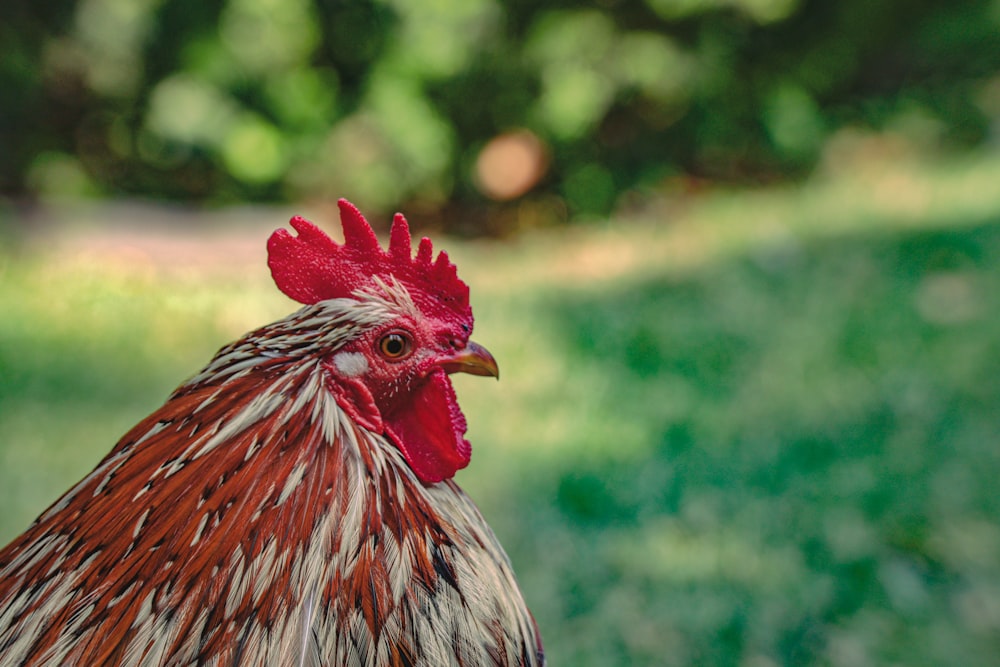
xmin=516 ymin=221 xmax=1000 ymax=666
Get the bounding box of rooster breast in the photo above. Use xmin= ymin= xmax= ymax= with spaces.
xmin=304 ymin=419 xmax=544 ymax=667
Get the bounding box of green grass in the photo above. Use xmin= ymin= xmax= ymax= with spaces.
xmin=3 ymin=153 xmax=1000 ymax=665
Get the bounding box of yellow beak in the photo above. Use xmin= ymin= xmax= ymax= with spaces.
xmin=440 ymin=341 xmax=499 ymax=379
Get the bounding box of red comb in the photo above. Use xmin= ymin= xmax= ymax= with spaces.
xmin=267 ymin=199 xmax=470 ymax=317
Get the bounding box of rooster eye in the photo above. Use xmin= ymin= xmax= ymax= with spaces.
xmin=378 ymin=332 xmax=413 ymax=360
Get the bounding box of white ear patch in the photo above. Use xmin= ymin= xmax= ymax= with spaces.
xmin=333 ymin=351 xmax=369 ymax=377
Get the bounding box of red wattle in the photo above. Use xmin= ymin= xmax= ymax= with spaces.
xmin=384 ymin=370 xmax=470 ymax=484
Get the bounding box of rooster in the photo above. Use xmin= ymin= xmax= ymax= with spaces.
xmin=0 ymin=200 xmax=544 ymax=666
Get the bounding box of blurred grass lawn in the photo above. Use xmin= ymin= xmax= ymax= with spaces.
xmin=3 ymin=153 xmax=1000 ymax=666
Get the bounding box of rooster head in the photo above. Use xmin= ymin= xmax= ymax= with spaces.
xmin=266 ymin=199 xmax=497 ymax=484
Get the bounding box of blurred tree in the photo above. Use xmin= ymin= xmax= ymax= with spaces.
xmin=2 ymin=0 xmax=999 ymax=230
xmin=0 ymin=1 xmax=81 ymax=196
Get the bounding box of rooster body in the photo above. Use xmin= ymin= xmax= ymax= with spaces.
xmin=0 ymin=202 xmax=543 ymax=666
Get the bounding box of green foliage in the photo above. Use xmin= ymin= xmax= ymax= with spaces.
xmin=532 ymin=228 xmax=1000 ymax=664
xmin=2 ymin=0 xmax=999 ymax=226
